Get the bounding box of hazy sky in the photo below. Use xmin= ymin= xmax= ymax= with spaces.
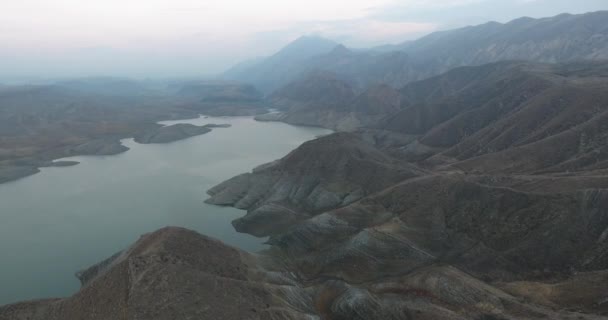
xmin=1 ymin=0 xmax=607 ymax=79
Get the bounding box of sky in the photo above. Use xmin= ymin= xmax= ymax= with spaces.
xmin=0 ymin=0 xmax=607 ymax=80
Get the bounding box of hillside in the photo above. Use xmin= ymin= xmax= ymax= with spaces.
xmin=200 ymin=59 xmax=608 ymax=318
xmin=265 ymin=60 xmax=608 ymax=176
xmin=384 ymin=61 xmax=608 ymax=174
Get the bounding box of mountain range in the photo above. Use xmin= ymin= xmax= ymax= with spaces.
xmin=225 ymin=11 xmax=608 ymax=94
xmin=3 ymin=9 xmax=608 ymax=320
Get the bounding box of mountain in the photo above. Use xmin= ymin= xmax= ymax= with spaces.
xmin=176 ymin=128 xmax=608 ymax=319
xmin=222 ymin=36 xmax=338 ymax=93
xmin=8 ymin=57 xmax=607 ymax=320
xmin=257 ymin=70 xmax=405 ymax=131
xmin=382 ymin=61 xmax=608 ymax=174
xmin=256 ymin=71 xmax=363 ymax=130
xmin=399 ymin=11 xmax=608 ymax=65
xmin=226 ymin=11 xmax=608 ymax=93
xmin=5 ymin=10 xmax=608 ymax=320
xmin=198 ymin=60 xmax=608 ymax=318
xmin=265 ymin=60 xmax=608 ymax=176
xmin=206 ymin=132 xmax=425 ymax=237
xmin=0 ymin=227 xmax=318 ymax=320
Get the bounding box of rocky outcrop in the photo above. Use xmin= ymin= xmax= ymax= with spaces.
xmin=0 ymin=227 xmax=317 ymax=320
xmin=133 ymin=123 xmax=230 ymax=144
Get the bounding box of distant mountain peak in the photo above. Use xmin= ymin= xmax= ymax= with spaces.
xmin=507 ymin=16 xmax=535 ymax=25
xmin=328 ymin=44 xmax=351 ymax=56
xmin=289 ymin=35 xmax=336 ymax=45
xmin=222 ymin=35 xmax=339 ymax=93
xmin=273 ymin=35 xmax=337 ymax=58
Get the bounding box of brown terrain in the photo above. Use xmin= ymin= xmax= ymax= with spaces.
xmin=0 ymin=227 xmax=318 ymax=320
xmin=4 ymin=60 xmax=607 ymax=319
xmin=205 ymin=60 xmax=608 ymax=319
xmin=3 ymin=10 xmax=608 ymax=320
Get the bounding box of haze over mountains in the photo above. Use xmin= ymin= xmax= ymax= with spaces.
xmin=3 ymin=8 xmax=608 ymax=320
xmin=225 ymin=11 xmax=608 ymax=93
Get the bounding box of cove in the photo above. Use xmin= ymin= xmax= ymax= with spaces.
xmin=0 ymin=116 xmax=331 ymax=306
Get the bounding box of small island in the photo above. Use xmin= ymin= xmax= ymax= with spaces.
xmin=133 ymin=123 xmax=231 ymax=144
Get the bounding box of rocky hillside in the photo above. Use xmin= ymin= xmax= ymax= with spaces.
xmin=0 ymin=227 xmax=318 ymax=320
xmin=206 ymin=133 xmax=425 ymax=236
xmin=265 ymin=60 xmax=608 ymax=176
xmin=383 ymin=61 xmax=608 ymax=174
xmin=3 ymin=223 xmax=607 ymax=320
xmin=200 ymin=141 xmax=608 ymax=319
xmin=199 ymin=59 xmax=608 ymax=318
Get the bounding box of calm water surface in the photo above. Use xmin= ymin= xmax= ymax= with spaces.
xmin=0 ymin=116 xmax=330 ymax=305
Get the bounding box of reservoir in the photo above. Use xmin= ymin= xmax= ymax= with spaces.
xmin=0 ymin=116 xmax=330 ymax=306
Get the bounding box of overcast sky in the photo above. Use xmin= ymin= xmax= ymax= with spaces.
xmin=1 ymin=0 xmax=607 ymax=80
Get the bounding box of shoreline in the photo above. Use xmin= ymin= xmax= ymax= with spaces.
xmin=0 ymin=111 xmax=329 ymax=185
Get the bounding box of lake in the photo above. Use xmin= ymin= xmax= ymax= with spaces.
xmin=0 ymin=116 xmax=330 ymax=306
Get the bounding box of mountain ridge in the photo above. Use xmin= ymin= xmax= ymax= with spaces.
xmin=225 ymin=10 xmax=608 ymax=93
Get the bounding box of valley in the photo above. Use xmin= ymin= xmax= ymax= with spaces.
xmin=2 ymin=9 xmax=608 ymax=320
